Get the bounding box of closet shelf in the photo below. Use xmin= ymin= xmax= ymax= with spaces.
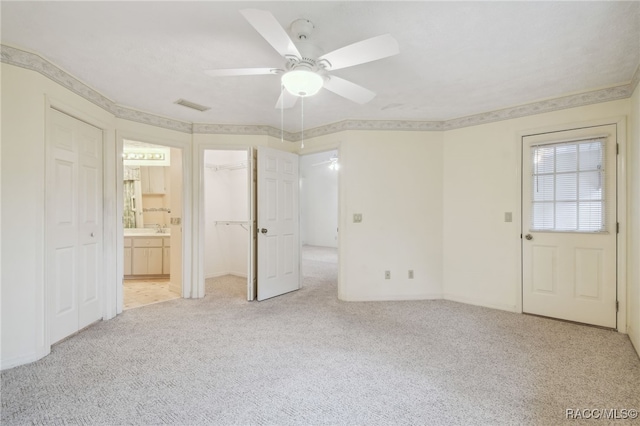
xmin=215 ymin=220 xmax=249 ymax=231
xmin=205 ymin=161 xmax=247 ymax=171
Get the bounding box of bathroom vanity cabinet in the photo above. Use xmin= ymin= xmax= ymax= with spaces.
xmin=124 ymin=235 xmax=170 ymax=277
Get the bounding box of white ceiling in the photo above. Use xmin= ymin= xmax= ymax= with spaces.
xmin=2 ymin=1 xmax=638 ymax=132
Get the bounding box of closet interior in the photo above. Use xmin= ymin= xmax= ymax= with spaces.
xmin=204 ymin=150 xmax=251 ymax=288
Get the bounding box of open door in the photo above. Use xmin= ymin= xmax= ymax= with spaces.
xmin=247 ymin=147 xmax=257 ymax=301
xmin=256 ymin=147 xmax=300 ymax=301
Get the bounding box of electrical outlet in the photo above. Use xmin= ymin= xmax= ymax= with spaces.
xmin=504 ymin=212 xmax=512 ymax=222
xmin=353 ymin=213 xmax=363 ymax=223
xmin=385 ymin=270 xmax=391 ymax=279
xmin=408 ymin=270 xmax=414 ymax=279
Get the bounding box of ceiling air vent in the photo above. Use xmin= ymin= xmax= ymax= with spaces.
xmin=174 ymin=99 xmax=210 ymax=112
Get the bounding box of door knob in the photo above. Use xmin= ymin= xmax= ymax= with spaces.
xmin=525 ymin=234 xmax=533 ymax=240
xmin=261 ymin=228 xmax=268 ymax=234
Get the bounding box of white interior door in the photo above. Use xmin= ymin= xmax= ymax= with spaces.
xmin=522 ymin=124 xmax=617 ymax=328
xmin=49 ymin=108 xmax=103 ymax=344
xmin=257 ymin=147 xmax=300 ymax=301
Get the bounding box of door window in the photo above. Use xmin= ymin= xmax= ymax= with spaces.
xmin=530 ymin=138 xmax=607 ymax=232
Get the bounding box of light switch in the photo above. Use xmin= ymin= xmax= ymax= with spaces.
xmin=353 ymin=213 xmax=363 ymax=223
xmin=504 ymin=212 xmax=512 ymax=222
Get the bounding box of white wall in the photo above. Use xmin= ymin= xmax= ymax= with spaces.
xmin=203 ymin=150 xmax=249 ymax=278
xmin=1 ymin=63 xmax=192 ymax=369
xmin=1 ymin=64 xmax=116 ymax=369
xmin=300 ymin=131 xmax=444 ymax=301
xmin=3 ymin=60 xmax=638 ymax=369
xmin=628 ymin=84 xmax=640 ymax=354
xmin=300 ymin=150 xmax=338 ymax=248
xmin=442 ymin=99 xmax=631 ymax=313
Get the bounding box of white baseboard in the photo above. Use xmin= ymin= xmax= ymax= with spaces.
xmin=628 ymin=325 xmax=640 ymax=358
xmin=205 ymin=272 xmax=247 ymax=279
xmin=229 ymin=271 xmax=247 ymax=278
xmin=443 ymin=293 xmax=518 ymax=313
xmin=1 ymin=347 xmax=49 ymax=371
xmin=340 ymin=293 xmax=443 ymax=302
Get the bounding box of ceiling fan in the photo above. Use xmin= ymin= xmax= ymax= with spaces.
xmin=205 ymin=9 xmax=400 ymax=109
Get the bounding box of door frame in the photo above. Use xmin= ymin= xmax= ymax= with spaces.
xmin=516 ymin=116 xmax=627 ymax=332
xmin=193 ymin=143 xmax=253 ymax=299
xmin=298 ymin=148 xmax=341 ymax=268
xmin=298 ymin=143 xmax=343 ymax=298
xmin=115 ymin=131 xmax=192 ymax=312
xmin=43 ymin=96 xmax=116 ymax=357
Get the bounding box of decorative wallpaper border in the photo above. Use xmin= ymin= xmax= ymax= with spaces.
xmin=192 ymin=123 xmax=296 ymax=141
xmin=1 ymin=45 xmax=192 ymax=134
xmin=2 ymin=44 xmax=638 ymax=142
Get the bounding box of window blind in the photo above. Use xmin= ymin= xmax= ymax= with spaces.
xmin=530 ymin=137 xmax=608 ymax=233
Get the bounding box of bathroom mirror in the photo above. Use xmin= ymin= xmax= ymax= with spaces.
xmin=123 ymin=140 xmax=171 ymax=231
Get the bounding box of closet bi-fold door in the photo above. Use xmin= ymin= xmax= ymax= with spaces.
xmin=256 ymin=147 xmax=300 ymax=301
xmin=48 ymin=108 xmax=103 ymax=344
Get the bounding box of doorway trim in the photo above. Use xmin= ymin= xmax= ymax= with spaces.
xmin=193 ymin=143 xmax=254 ymax=299
xmin=115 ymin=131 xmax=192 ymax=313
xmin=298 ymin=143 xmax=343 ymax=298
xmin=516 ymin=116 xmax=627 ymax=332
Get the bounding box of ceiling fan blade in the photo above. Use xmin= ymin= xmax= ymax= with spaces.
xmin=240 ymin=9 xmax=301 ymax=59
xmin=324 ymin=76 xmax=376 ymax=104
xmin=204 ymin=68 xmax=277 ymax=77
xmin=319 ymin=34 xmax=399 ymax=71
xmin=275 ymin=90 xmax=299 ymax=109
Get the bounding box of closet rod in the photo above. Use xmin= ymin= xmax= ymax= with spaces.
xmin=215 ymin=220 xmax=249 ymax=231
xmin=205 ymin=161 xmax=248 ymax=171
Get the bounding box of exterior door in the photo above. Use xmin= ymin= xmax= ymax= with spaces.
xmin=48 ymin=108 xmax=103 ymax=344
xmin=257 ymin=147 xmax=300 ymax=301
xmin=522 ymin=124 xmax=617 ymax=328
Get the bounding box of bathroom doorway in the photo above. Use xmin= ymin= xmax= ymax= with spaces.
xmin=122 ymin=140 xmax=183 ymax=309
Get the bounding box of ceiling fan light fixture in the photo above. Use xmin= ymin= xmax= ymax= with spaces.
xmin=281 ymin=69 xmax=323 ymax=97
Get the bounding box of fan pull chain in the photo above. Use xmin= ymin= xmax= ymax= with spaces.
xmin=300 ymin=96 xmax=305 ymax=149
xmin=280 ymin=84 xmax=284 ymax=144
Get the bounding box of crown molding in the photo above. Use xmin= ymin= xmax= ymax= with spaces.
xmin=2 ymin=44 xmax=637 ymax=143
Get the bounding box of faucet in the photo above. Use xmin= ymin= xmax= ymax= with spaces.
xmin=155 ymin=224 xmax=162 ymax=234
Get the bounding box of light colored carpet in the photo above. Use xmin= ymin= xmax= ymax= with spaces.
xmin=1 ymin=246 xmax=639 ymax=425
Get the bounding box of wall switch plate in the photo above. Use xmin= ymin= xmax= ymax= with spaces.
xmin=408 ymin=270 xmax=414 ymax=279
xmin=385 ymin=270 xmax=391 ymax=279
xmin=504 ymin=212 xmax=512 ymax=222
xmin=353 ymin=213 xmax=363 ymax=223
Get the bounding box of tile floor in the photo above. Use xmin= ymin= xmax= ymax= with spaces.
xmin=123 ymin=279 xmax=180 ymax=310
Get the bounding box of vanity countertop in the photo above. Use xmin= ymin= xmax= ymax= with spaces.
xmin=124 ymin=231 xmax=170 ymax=238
